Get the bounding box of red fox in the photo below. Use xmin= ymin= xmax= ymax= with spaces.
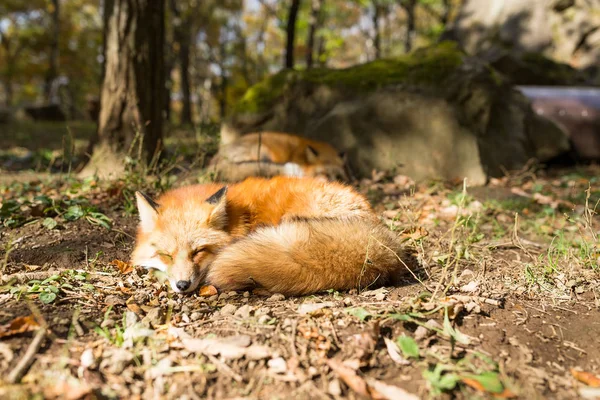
xmin=209 ymin=132 xmax=348 ymax=182
xmin=131 ymin=177 xmax=408 ymax=296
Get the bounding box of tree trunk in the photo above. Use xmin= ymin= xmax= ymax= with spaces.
xmin=169 ymin=0 xmax=192 ymax=125
xmin=164 ymin=56 xmax=173 ymax=123
xmin=402 ymin=0 xmax=416 ymax=53
xmin=372 ymin=1 xmax=381 ymax=59
xmin=81 ymin=0 xmax=165 ymax=178
xmin=316 ymin=35 xmax=327 ymax=66
xmin=3 ymin=80 xmax=13 ymax=107
xmin=306 ymin=0 xmax=323 ymax=68
xmin=285 ymin=0 xmax=301 ymax=69
xmin=218 ymin=38 xmax=228 ymax=120
xmin=44 ymin=0 xmax=60 ymax=103
xmin=441 ymin=0 xmax=451 ymax=25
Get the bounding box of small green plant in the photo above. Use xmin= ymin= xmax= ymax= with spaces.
xmin=396 ymin=335 xmax=420 ymax=359
xmin=5 ymin=269 xmax=92 ymax=304
xmin=94 ymin=306 xmax=125 ymax=346
xmin=345 ymin=307 xmax=372 ymax=321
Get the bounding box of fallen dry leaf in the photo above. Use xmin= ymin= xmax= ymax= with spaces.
xmin=383 ymin=337 xmax=410 ymax=365
xmin=0 ymin=315 xmax=40 ymax=339
xmin=366 ymin=378 xmax=420 ymax=400
xmin=461 ymin=377 xmax=517 ymax=399
xmin=327 ymin=359 xmax=370 ymax=398
xmin=111 ymin=259 xmax=133 ymax=274
xmin=297 ymin=302 xmax=335 ymax=315
xmin=126 ymin=302 xmax=144 ymax=315
xmin=400 ymin=226 xmax=429 ymax=242
xmin=571 ymin=369 xmax=600 ymax=388
xmin=199 ymin=285 xmax=218 ymax=297
xmin=328 ymin=359 xmax=419 ymax=400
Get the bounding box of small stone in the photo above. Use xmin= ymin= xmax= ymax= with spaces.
xmin=255 ymin=307 xmax=271 ymax=317
xmin=267 ymin=357 xmax=287 ymax=374
xmin=343 ymin=297 xmax=353 ymax=306
xmin=234 ymin=304 xmax=251 ymax=319
xmin=258 ymin=315 xmax=272 ymax=325
xmin=220 ymin=304 xmax=237 ymax=316
xmin=575 ymin=286 xmax=585 ymax=294
xmin=218 ymin=292 xmax=231 ymax=301
xmin=243 ymin=291 xmax=250 ymax=298
xmin=101 ymin=318 xmax=115 ymax=328
xmin=125 ymin=311 xmax=139 ymax=328
xmin=105 ymin=295 xmax=126 ymax=306
xmin=190 ymin=312 xmax=202 ymax=321
xmin=328 ymin=379 xmax=342 ymax=396
xmin=181 ymin=305 xmax=190 ymax=313
xmin=267 ymin=293 xmax=285 ymax=302
xmin=142 ymin=307 xmax=164 ymax=328
xmin=80 ymin=348 xmax=95 ymax=369
xmin=414 ymin=326 xmax=430 ymax=341
xmin=228 ymin=291 xmax=238 ymax=297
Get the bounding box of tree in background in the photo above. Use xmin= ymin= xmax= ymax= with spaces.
xmin=81 ymin=0 xmax=165 ymax=177
xmin=44 ymin=0 xmax=60 ymax=102
xmin=169 ymin=0 xmax=194 ymax=125
xmin=285 ymin=0 xmax=301 ymax=68
xmin=306 ymin=0 xmax=324 ymax=68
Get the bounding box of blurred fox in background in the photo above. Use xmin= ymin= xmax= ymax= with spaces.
xmin=209 ymin=131 xmax=348 ymax=182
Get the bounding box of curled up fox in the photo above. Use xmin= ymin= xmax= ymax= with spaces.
xmin=131 ymin=176 xmax=410 ymax=296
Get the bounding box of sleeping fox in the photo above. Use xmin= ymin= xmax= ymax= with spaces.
xmin=131 ymin=176 xmax=409 ymax=296
xmin=209 ymin=132 xmax=348 ymax=182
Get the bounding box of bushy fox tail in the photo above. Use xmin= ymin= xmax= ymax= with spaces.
xmin=206 ymin=218 xmax=410 ymax=296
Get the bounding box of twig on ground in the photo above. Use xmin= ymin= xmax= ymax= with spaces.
xmin=7 ymin=327 xmax=47 ymax=383
xmin=205 ymin=354 xmax=243 ymax=383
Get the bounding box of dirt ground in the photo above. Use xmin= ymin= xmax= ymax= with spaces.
xmin=1 ymin=163 xmax=600 ymax=400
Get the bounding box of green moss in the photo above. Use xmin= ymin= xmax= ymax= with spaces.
xmin=520 ymin=52 xmax=579 ymax=84
xmin=234 ymin=41 xmax=465 ymax=114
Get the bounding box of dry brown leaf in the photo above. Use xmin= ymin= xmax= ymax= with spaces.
xmin=111 ymin=259 xmax=133 ymax=274
xmin=126 ymin=302 xmax=144 ymax=315
xmin=327 ymin=359 xmax=371 ymax=398
xmin=0 ymin=315 xmax=40 ymax=339
xmin=366 ymin=378 xmax=420 ymax=400
xmin=571 ymin=368 xmax=600 ymax=388
xmin=383 ymin=338 xmax=410 ymax=365
xmin=199 ymin=285 xmax=218 ymax=297
xmin=400 ymin=226 xmax=429 ymax=242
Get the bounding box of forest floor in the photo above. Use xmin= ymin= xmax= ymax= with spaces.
xmin=0 ymin=123 xmax=599 ymax=399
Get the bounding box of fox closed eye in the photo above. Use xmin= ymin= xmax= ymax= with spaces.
xmin=154 ymin=251 xmax=173 ymax=262
xmin=191 ymin=248 xmax=206 ymax=256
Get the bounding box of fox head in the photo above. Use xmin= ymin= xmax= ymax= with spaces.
xmin=131 ymin=186 xmax=232 ymax=293
xmin=293 ymin=145 xmax=349 ymax=181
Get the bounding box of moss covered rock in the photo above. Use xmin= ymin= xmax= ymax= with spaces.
xmin=224 ymin=42 xmax=569 ymax=184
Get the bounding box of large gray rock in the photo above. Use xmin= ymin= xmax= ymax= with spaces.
xmin=444 ymin=0 xmax=600 ymax=81
xmin=224 ymin=42 xmax=570 ymax=185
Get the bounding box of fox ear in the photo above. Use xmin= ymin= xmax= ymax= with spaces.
xmin=207 ymin=186 xmax=228 ymax=229
xmin=135 ymin=191 xmax=159 ymax=232
xmin=305 ymin=145 xmax=319 ymax=163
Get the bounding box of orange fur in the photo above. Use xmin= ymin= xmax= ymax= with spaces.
xmin=131 ymin=177 xmax=409 ymax=295
xmin=210 ymin=132 xmax=347 ymax=181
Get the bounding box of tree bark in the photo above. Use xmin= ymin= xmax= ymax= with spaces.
xmin=372 ymin=0 xmax=382 ymax=59
xmin=81 ymin=0 xmax=165 ymax=178
xmin=44 ymin=0 xmax=60 ymax=103
xmin=3 ymin=80 xmax=13 ymax=107
xmin=306 ymin=0 xmax=323 ymax=68
xmin=169 ymin=0 xmax=192 ymax=125
xmin=285 ymin=0 xmax=301 ymax=69
xmin=401 ymin=0 xmax=416 ymax=53
xmin=316 ymin=34 xmax=327 ymax=66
